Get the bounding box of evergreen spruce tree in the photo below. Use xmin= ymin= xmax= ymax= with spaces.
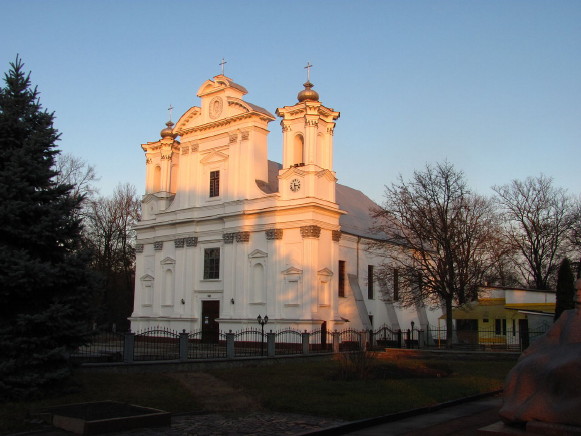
xmin=0 ymin=57 xmax=97 ymax=400
xmin=554 ymin=258 xmax=575 ymax=321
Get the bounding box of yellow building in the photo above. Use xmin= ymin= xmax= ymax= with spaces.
xmin=446 ymin=286 xmax=555 ymax=349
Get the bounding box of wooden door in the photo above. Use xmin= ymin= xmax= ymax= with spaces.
xmin=201 ymin=300 xmax=220 ymax=343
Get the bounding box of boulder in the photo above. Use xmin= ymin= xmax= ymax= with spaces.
xmin=499 ymin=279 xmax=581 ymax=427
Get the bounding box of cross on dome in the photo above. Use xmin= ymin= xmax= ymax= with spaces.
xmin=304 ymin=62 xmax=313 ymax=82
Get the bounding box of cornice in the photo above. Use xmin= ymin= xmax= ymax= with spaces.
xmin=176 ymin=112 xmax=272 ymax=136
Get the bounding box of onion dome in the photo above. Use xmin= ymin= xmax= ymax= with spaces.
xmin=297 ymin=81 xmax=319 ymax=102
xmin=160 ymin=121 xmax=177 ymax=139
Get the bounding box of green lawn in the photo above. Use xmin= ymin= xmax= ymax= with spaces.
xmin=208 ymin=355 xmax=516 ymax=420
xmin=0 ymin=373 xmax=200 ymax=435
xmin=0 ymin=354 xmax=516 ymax=435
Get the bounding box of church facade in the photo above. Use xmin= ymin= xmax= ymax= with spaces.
xmin=129 ymin=74 xmax=441 ymax=336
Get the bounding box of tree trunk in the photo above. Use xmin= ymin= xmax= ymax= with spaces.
xmin=445 ymin=296 xmax=454 ymax=349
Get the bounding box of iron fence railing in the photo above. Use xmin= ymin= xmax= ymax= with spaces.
xmin=70 ymin=331 xmax=124 ymax=363
xmin=338 ymin=328 xmax=363 ymax=351
xmin=308 ymin=329 xmax=333 ymax=353
xmin=72 ymin=323 xmax=550 ymax=364
xmin=188 ymin=331 xmax=228 ymax=359
xmin=274 ymin=329 xmax=303 ymax=355
xmin=133 ymin=327 xmax=180 ymax=361
xmin=234 ymin=328 xmax=265 ymax=357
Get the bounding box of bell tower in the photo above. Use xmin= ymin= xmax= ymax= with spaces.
xmin=276 ymin=67 xmax=340 ymax=203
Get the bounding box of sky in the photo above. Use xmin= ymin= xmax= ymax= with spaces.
xmin=1 ymin=0 xmax=580 ymax=203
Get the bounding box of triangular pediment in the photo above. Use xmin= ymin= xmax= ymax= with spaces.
xmin=318 ymin=267 xmax=333 ymax=277
xmin=249 ymin=249 xmax=268 ymax=259
xmin=278 ymin=167 xmax=306 ymax=180
xmin=160 ymin=257 xmax=175 ymax=265
xmin=282 ymin=266 xmax=303 ymax=275
xmin=140 ymin=274 xmax=154 ymax=282
xmin=200 ymin=150 xmax=229 ymax=164
xmin=316 ymin=169 xmax=337 ymax=182
xmin=142 ymin=193 xmax=156 ymax=204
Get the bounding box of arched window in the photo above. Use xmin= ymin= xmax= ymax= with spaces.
xmin=293 ymin=134 xmax=304 ymax=165
xmin=153 ymin=165 xmax=161 ymax=192
xmin=170 ymin=164 xmax=178 ymax=193
xmin=252 ymin=263 xmax=266 ymax=303
xmin=163 ymin=268 xmax=174 ymax=306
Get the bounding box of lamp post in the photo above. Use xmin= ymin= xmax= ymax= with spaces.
xmin=257 ymin=314 xmax=269 ymax=356
xmin=410 ymin=321 xmax=415 ymax=348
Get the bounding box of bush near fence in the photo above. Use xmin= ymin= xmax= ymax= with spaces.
xmin=70 ymin=323 xmax=549 ymax=364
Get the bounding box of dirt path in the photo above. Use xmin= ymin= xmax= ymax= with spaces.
xmin=167 ymin=372 xmax=262 ymax=413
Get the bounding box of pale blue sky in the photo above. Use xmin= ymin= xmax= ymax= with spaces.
xmin=2 ymin=0 xmax=579 ymax=202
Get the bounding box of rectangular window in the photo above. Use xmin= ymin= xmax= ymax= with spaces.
xmin=367 ymin=265 xmax=374 ymax=299
xmin=203 ymin=248 xmax=220 ymax=280
xmin=338 ymin=260 xmax=346 ymax=297
xmin=209 ymin=170 xmax=220 ymax=197
xmin=495 ymin=319 xmax=507 ymax=335
xmin=393 ymin=268 xmax=399 ymax=301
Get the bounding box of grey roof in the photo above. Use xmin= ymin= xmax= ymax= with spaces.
xmin=258 ymin=161 xmax=382 ymax=239
xmin=246 ymin=101 xmax=275 ymax=119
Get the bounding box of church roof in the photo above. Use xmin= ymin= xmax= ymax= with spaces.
xmin=261 ymin=161 xmax=382 ymax=239
xmin=244 ymin=101 xmax=275 ymax=119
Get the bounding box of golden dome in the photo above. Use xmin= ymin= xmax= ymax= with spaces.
xmin=160 ymin=121 xmax=177 ymax=139
xmin=297 ymin=81 xmax=319 ymax=102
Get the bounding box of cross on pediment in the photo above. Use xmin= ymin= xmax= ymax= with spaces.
xmin=219 ymin=58 xmax=227 ymax=75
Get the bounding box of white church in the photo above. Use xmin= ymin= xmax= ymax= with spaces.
xmin=129 ymin=71 xmax=441 ymax=336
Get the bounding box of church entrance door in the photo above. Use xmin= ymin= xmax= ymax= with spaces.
xmin=201 ymin=300 xmax=220 ymax=343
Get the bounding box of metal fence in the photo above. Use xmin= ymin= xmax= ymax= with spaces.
xmin=425 ymin=326 xmax=549 ymax=351
xmin=71 ymin=331 xmax=124 ymax=363
xmin=274 ymin=329 xmax=303 ymax=355
xmin=134 ymin=328 xmax=180 ymax=361
xmin=188 ymin=331 xmax=228 ymax=359
xmin=72 ymin=323 xmax=550 ymax=364
xmin=234 ymin=328 xmax=266 ymax=357
xmin=308 ymin=329 xmax=333 ymax=353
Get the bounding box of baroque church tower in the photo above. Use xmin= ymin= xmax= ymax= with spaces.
xmin=130 ymin=68 xmax=436 ymax=337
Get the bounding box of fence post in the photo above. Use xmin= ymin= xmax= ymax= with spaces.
xmin=332 ymin=331 xmax=340 ymax=353
xmin=179 ymin=331 xmax=188 ymax=361
xmin=267 ymin=331 xmax=276 ymax=357
xmin=226 ymin=331 xmax=235 ymax=359
xmin=418 ymin=330 xmax=423 ymax=349
xmin=302 ymin=331 xmax=310 ymax=355
xmin=368 ymin=329 xmax=374 ymax=351
xmin=397 ymin=329 xmax=402 ymax=348
xmin=124 ymin=332 xmax=135 ymax=363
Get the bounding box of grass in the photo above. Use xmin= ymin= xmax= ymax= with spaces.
xmin=208 ymin=354 xmax=516 ymax=420
xmin=0 ymin=353 xmax=516 ymax=435
xmin=0 ymin=373 xmax=200 ymax=435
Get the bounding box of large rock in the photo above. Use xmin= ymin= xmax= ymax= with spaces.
xmin=499 ymin=280 xmax=581 ymax=427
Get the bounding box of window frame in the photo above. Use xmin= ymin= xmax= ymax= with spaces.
xmin=209 ymin=170 xmax=220 ymax=198
xmin=203 ymin=247 xmax=220 ymax=280
xmin=367 ymin=265 xmax=374 ymax=299
xmin=338 ymin=260 xmax=346 ymax=298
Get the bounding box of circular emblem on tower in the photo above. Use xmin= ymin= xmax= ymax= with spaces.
xmin=209 ymin=96 xmax=223 ymax=119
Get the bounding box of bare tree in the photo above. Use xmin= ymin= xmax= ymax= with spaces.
xmin=568 ymin=196 xmax=581 ymax=278
xmin=53 ymin=152 xmax=99 ymax=202
xmin=84 ymin=183 xmax=140 ymax=328
xmin=493 ymin=175 xmax=574 ymax=290
xmin=369 ymin=162 xmax=497 ymax=346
